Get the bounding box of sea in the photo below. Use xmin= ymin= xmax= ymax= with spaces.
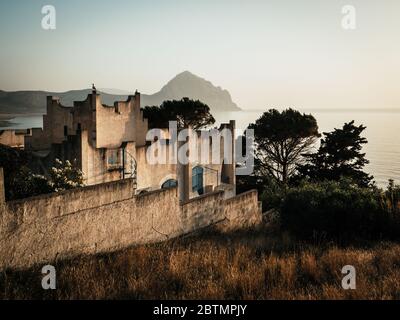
xmin=1 ymin=109 xmax=399 ymax=188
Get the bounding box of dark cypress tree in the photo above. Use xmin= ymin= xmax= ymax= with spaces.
xmin=298 ymin=121 xmax=373 ymax=187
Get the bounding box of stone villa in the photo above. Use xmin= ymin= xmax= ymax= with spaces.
xmin=20 ymin=88 xmax=236 ymax=202
xmin=0 ymin=89 xmax=260 ymax=270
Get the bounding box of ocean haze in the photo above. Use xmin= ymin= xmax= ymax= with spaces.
xmin=0 ymin=71 xmax=240 ymax=115
xmin=1 ymin=1 xmax=399 ymax=110
xmin=0 ymin=0 xmax=399 ymax=186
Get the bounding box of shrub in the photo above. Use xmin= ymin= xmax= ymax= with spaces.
xmin=9 ymin=167 xmax=54 ymax=200
xmin=260 ymin=177 xmax=286 ymax=211
xmin=381 ymin=179 xmax=400 ymax=216
xmin=49 ymin=159 xmax=84 ymax=192
xmin=378 ymin=180 xmax=400 ymax=234
xmin=280 ymin=179 xmax=386 ymax=241
xmin=4 ymin=158 xmax=84 ymax=200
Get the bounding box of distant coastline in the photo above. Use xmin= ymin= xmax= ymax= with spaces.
xmin=242 ymin=108 xmax=400 ymax=113
xmin=0 ymin=114 xmax=42 ymax=130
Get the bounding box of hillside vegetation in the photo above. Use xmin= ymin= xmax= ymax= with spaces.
xmin=1 ymin=226 xmax=400 ymax=300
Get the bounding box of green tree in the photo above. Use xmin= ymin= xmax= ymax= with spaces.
xmin=280 ymin=179 xmax=384 ymax=241
xmin=248 ymin=108 xmax=320 ymax=185
xmin=142 ymin=97 xmax=215 ymax=130
xmin=298 ymin=121 xmax=373 ymax=187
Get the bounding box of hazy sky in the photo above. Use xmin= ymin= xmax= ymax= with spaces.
xmin=0 ymin=0 xmax=399 ymax=109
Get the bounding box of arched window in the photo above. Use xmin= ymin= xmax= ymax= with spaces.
xmin=192 ymin=166 xmax=204 ymax=195
xmin=161 ymin=179 xmax=177 ymax=189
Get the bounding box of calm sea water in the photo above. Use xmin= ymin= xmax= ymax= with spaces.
xmin=1 ymin=110 xmax=399 ymax=187
xmin=215 ymin=109 xmax=400 ymax=188
xmin=0 ymin=116 xmax=43 ymax=130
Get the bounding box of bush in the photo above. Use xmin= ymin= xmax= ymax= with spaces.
xmin=280 ymin=179 xmax=387 ymax=241
xmin=9 ymin=167 xmax=54 ymax=200
xmin=4 ymin=157 xmax=84 ymax=201
xmin=260 ymin=177 xmax=286 ymax=211
xmin=49 ymin=159 xmax=84 ymax=192
xmin=381 ymin=179 xmax=400 ymax=216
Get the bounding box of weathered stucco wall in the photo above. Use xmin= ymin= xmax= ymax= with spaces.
xmin=79 ymin=131 xmax=137 ymax=185
xmin=0 ymin=130 xmax=27 ymax=148
xmin=135 ymin=138 xmax=232 ymax=196
xmin=95 ymin=96 xmax=137 ymax=149
xmin=44 ymin=97 xmax=74 ymax=146
xmin=24 ymin=92 xmax=147 ymax=187
xmin=135 ymin=145 xmax=177 ymax=191
xmin=181 ymin=191 xmax=225 ymax=233
xmin=0 ymin=178 xmax=261 ymax=270
xmin=218 ymin=190 xmax=263 ymax=232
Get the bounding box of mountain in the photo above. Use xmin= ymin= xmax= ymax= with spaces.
xmin=141 ymin=71 xmax=240 ymax=111
xmin=0 ymin=71 xmax=240 ymax=116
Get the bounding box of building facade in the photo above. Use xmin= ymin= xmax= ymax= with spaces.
xmin=24 ymin=90 xmax=236 ymax=202
xmin=0 ymin=129 xmax=30 ymax=149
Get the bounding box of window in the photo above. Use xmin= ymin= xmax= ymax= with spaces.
xmin=192 ymin=166 xmax=204 ymax=195
xmin=64 ymin=125 xmax=68 ymax=136
xmin=161 ymin=179 xmax=177 ymax=189
xmin=107 ymin=149 xmax=121 ymax=169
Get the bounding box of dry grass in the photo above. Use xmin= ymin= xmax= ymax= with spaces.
xmin=1 ymin=226 xmax=400 ymax=300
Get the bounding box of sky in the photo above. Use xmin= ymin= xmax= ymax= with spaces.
xmin=0 ymin=0 xmax=399 ymax=110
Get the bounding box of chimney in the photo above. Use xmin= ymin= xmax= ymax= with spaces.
xmin=134 ymin=90 xmax=141 ymax=107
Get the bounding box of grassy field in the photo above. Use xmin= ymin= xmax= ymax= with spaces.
xmin=1 ymin=226 xmax=400 ymax=300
